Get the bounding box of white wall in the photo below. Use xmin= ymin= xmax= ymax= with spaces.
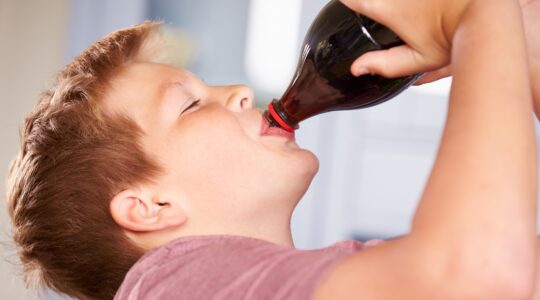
xmin=0 ymin=0 xmax=70 ymax=299
xmin=291 ymin=87 xmax=449 ymax=248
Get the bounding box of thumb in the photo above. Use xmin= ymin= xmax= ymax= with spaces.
xmin=413 ymin=65 xmax=452 ymax=85
xmin=351 ymin=45 xmax=429 ymax=78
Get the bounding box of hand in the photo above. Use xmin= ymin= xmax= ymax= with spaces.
xmin=340 ymin=0 xmax=474 ymax=78
xmin=414 ymin=0 xmax=540 ymax=114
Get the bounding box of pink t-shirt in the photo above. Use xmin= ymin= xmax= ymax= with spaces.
xmin=115 ymin=234 xmax=383 ymax=300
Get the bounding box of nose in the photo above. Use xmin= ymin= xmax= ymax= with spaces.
xmin=222 ymin=85 xmax=255 ymax=112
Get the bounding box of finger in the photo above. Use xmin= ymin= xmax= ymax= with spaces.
xmin=340 ymin=0 xmax=391 ymax=29
xmin=413 ymin=65 xmax=452 ymax=85
xmin=339 ymin=0 xmax=379 ymax=17
xmin=351 ymin=45 xmax=430 ymax=78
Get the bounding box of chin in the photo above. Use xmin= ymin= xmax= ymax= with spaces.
xmin=292 ymin=148 xmax=320 ymax=180
xmin=292 ymin=151 xmax=319 ymax=202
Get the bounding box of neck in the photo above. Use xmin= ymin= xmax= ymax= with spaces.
xmin=194 ymin=211 xmax=296 ymax=247
xmin=233 ymin=218 xmax=295 ymax=247
xmin=148 ymin=208 xmax=296 ymax=250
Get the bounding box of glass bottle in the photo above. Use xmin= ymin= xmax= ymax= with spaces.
xmin=264 ymin=0 xmax=421 ymax=132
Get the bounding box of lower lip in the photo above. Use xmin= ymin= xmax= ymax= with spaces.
xmin=260 ymin=118 xmax=295 ymax=141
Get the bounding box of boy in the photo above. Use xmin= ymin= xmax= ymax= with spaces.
xmin=7 ymin=0 xmax=540 ymax=299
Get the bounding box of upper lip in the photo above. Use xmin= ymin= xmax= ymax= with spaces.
xmin=259 ymin=112 xmax=269 ymax=135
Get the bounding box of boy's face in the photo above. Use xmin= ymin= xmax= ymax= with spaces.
xmin=102 ymin=62 xmax=319 ymax=227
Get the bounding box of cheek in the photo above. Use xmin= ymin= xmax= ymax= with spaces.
xmin=164 ymin=107 xmax=319 ymax=195
xmin=169 ymin=115 xmax=258 ymax=185
xmin=170 ymin=138 xmax=262 ymax=204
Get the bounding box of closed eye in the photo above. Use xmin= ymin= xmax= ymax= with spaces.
xmin=181 ymin=99 xmax=201 ymax=114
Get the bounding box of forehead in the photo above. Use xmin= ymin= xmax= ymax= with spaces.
xmin=101 ymin=62 xmax=192 ymax=112
xmin=111 ymin=62 xmax=191 ymax=88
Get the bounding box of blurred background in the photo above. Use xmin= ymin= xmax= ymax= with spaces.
xmin=1 ymin=0 xmax=539 ymax=299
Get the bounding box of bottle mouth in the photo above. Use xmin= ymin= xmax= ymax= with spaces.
xmin=267 ymin=102 xmax=296 ymax=132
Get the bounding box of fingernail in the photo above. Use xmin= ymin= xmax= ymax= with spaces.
xmin=355 ymin=67 xmax=369 ymax=76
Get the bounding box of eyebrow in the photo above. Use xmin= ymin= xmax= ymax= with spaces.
xmin=157 ymin=78 xmax=187 ymax=100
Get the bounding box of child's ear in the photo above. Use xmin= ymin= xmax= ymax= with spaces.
xmin=109 ymin=189 xmax=187 ymax=232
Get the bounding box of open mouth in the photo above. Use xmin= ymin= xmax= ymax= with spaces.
xmin=260 ymin=115 xmax=295 ymax=141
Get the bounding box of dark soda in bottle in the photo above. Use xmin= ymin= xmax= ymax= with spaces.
xmin=264 ymin=0 xmax=421 ymax=132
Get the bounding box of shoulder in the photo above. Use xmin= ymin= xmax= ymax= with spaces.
xmin=115 ymin=235 xmax=367 ymax=300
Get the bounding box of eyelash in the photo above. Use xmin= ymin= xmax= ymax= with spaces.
xmin=181 ymin=99 xmax=201 ymax=114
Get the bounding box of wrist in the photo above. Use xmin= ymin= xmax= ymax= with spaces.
xmin=452 ymin=0 xmax=525 ymax=48
xmin=440 ymin=0 xmax=477 ymax=48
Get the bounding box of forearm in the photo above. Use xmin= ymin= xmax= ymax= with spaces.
xmin=532 ymin=238 xmax=540 ymax=300
xmin=525 ymin=12 xmax=540 ymax=117
xmin=520 ymin=0 xmax=540 ymax=119
xmin=532 ymin=72 xmax=540 ymax=118
xmin=411 ymin=0 xmax=537 ymax=295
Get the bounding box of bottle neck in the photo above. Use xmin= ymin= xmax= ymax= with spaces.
xmin=266 ymin=100 xmax=298 ymax=132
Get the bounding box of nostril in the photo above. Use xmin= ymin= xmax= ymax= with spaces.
xmin=240 ymin=97 xmax=248 ymax=109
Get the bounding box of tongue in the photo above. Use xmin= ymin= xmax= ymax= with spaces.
xmin=265 ymin=126 xmax=287 ymax=135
